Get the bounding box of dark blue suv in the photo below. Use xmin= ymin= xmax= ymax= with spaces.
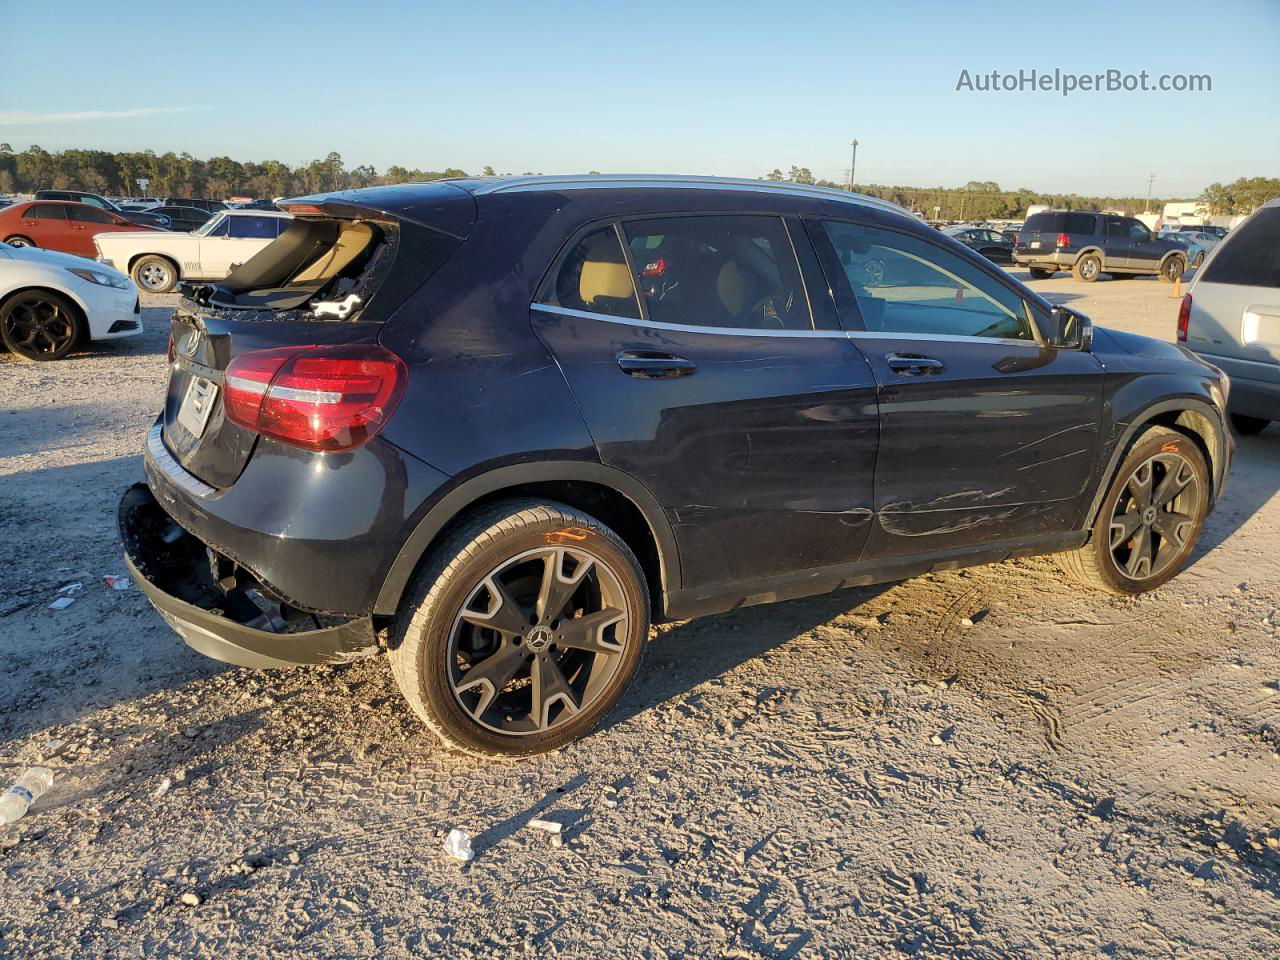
xmin=119 ymin=176 xmax=1232 ymax=758
xmin=1015 ymin=210 xmax=1189 ymax=282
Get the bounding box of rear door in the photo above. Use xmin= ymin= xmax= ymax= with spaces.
xmin=1102 ymin=216 xmax=1133 ymax=267
xmin=811 ymin=217 xmax=1105 ymax=558
xmin=23 ymin=204 xmax=73 ymax=252
xmin=531 ymin=215 xmax=881 ymax=590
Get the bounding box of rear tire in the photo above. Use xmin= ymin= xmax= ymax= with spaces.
xmin=1029 ymin=267 xmax=1054 ymax=279
xmin=4 ymin=236 xmax=35 ymax=248
xmin=1230 ymin=413 xmax=1270 ymax=436
xmin=131 ymin=255 xmax=178 ymax=293
xmin=1057 ymin=426 xmax=1209 ymax=595
xmin=1073 ymin=253 xmax=1102 ymax=282
xmin=0 ymin=290 xmax=86 ymax=361
xmin=389 ymin=500 xmax=650 ymax=759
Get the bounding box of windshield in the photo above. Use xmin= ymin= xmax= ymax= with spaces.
xmin=194 ymin=214 xmax=225 ymax=237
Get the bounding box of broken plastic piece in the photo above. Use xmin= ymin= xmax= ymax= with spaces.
xmin=311 ymin=294 xmax=362 ymax=319
xmin=57 ymin=583 xmax=83 ymax=596
xmin=443 ymin=828 xmax=474 ymax=862
xmin=0 ymin=767 xmax=54 ymax=824
xmin=528 ymin=818 xmax=564 ymax=835
xmin=102 ymin=575 xmax=131 ymax=591
xmin=48 ymin=596 xmax=75 ymax=611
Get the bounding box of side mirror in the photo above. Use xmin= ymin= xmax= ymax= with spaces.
xmin=1048 ymin=305 xmax=1092 ymax=350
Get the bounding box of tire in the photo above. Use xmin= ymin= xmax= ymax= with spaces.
xmin=1193 ymin=251 xmax=1205 ymax=268
xmin=389 ymin=500 xmax=650 ymax=759
xmin=1057 ymin=426 xmax=1209 ymax=595
xmin=1230 ymin=413 xmax=1270 ymax=436
xmin=1158 ymin=255 xmax=1186 ymax=283
xmin=1073 ymin=253 xmax=1102 ymax=282
xmin=4 ymin=236 xmax=35 ymax=248
xmin=1028 ymin=267 xmax=1054 ymax=279
xmin=131 ymin=255 xmax=178 ymax=293
xmin=0 ymin=290 xmax=86 ymax=362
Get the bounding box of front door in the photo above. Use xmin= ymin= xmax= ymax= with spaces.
xmin=23 ymin=204 xmax=75 ymax=253
xmin=65 ymin=205 xmax=116 ymax=257
xmin=1125 ymin=218 xmax=1166 ymax=271
xmin=531 ymin=216 xmax=880 ymax=590
xmin=812 ymin=217 xmax=1106 ymax=559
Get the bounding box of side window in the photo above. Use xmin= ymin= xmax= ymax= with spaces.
xmin=1105 ymin=219 xmax=1128 ymax=240
xmin=1064 ymin=212 xmax=1097 ymax=235
xmin=28 ymin=205 xmax=67 ymax=220
xmin=206 ymin=216 xmax=230 ymax=237
xmin=1127 ymin=220 xmax=1151 ymax=242
xmin=1202 ymin=208 xmax=1280 ymax=288
xmin=228 ymin=216 xmax=279 ymax=239
xmin=81 ymin=196 xmax=107 ymax=209
xmin=821 ymin=221 xmax=1035 ymax=341
xmin=67 ymin=205 xmax=113 ymax=224
xmin=536 ymin=225 xmax=640 ymax=320
xmin=621 ymin=215 xmax=812 ymax=331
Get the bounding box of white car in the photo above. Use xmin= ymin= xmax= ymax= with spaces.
xmin=94 ymin=210 xmax=292 ymax=293
xmin=0 ymin=243 xmax=140 ymax=361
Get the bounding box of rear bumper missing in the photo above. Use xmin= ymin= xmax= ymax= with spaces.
xmin=118 ymin=483 xmax=379 ymax=669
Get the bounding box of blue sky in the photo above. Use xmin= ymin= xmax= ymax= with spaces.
xmin=3 ymin=0 xmax=1277 ymax=198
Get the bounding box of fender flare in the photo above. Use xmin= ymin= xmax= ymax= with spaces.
xmin=373 ymin=460 xmax=681 ymax=616
xmin=1082 ymin=397 xmax=1226 ymax=530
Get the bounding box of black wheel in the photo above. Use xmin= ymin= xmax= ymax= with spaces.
xmin=131 ymin=255 xmax=177 ymax=293
xmin=389 ymin=500 xmax=650 ymax=759
xmin=1230 ymin=413 xmax=1270 ymax=436
xmin=1158 ymin=255 xmax=1186 ymax=283
xmin=1073 ymin=253 xmax=1102 ymax=282
xmin=1058 ymin=426 xmax=1209 ymax=595
xmin=4 ymin=235 xmax=35 ymax=248
xmin=1029 ymin=267 xmax=1054 ymax=279
xmin=0 ymin=290 xmax=85 ymax=361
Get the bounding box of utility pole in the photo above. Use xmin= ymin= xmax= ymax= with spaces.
xmin=1145 ymin=173 xmax=1156 ymax=214
xmin=849 ymin=139 xmax=859 ymax=190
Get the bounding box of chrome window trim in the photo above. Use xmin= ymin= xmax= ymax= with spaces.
xmin=531 ymin=303 xmax=849 ymax=339
xmin=145 ymin=423 xmax=217 ymax=498
xmin=474 ymin=174 xmax=914 ymax=221
xmin=846 ymin=330 xmax=1041 ymax=348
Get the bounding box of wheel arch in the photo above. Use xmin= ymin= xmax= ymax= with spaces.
xmin=374 ymin=461 xmax=681 ymax=621
xmin=0 ymin=285 xmax=89 ymax=340
xmin=1076 ymin=245 xmax=1105 ymax=263
xmin=1083 ymin=397 xmax=1226 ymax=530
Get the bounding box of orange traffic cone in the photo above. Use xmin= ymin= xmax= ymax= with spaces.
xmin=1170 ymin=276 xmax=1182 ymax=299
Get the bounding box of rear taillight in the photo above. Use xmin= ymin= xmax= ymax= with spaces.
xmin=1056 ymin=232 xmax=1071 ymax=249
xmin=223 ymin=344 xmax=406 ymax=452
xmin=1177 ymin=293 xmax=1191 ymax=342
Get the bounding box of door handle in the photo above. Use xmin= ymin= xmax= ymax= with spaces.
xmin=885 ymin=353 xmax=945 ymax=375
xmin=616 ymin=350 xmax=697 ymax=379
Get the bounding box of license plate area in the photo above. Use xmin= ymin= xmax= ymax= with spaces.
xmin=1030 ymin=240 xmax=1042 ymax=248
xmin=177 ymin=375 xmax=219 ymax=439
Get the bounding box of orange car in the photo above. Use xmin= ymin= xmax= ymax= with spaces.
xmin=0 ymin=201 xmax=160 ymax=259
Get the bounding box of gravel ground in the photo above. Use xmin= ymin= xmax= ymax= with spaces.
xmin=1 ymin=274 xmax=1278 ymax=959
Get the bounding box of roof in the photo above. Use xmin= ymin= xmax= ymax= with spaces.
xmin=466 ymin=174 xmax=912 ymax=218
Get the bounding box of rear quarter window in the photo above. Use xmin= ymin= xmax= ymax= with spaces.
xmin=1201 ymin=208 xmax=1280 ymax=288
xmin=1022 ymin=213 xmax=1063 ymax=233
xmin=1064 ymin=213 xmax=1098 ymax=234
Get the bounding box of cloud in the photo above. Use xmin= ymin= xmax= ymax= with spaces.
xmin=0 ymin=107 xmax=199 ymax=126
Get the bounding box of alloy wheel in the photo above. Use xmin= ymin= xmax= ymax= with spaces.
xmin=1080 ymin=257 xmax=1099 ymax=279
xmin=1107 ymin=451 xmax=1201 ymax=580
xmin=138 ymin=261 xmax=172 ymax=291
xmin=447 ymin=546 xmax=631 ymax=735
xmin=3 ymin=299 xmax=75 ymax=356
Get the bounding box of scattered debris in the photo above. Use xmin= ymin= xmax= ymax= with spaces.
xmin=153 ymin=777 xmax=172 ymax=799
xmin=960 ymin=608 xmax=989 ymax=628
xmin=102 ymin=575 xmax=131 ymax=591
xmin=101 ymin=917 xmax=119 ymax=930
xmin=48 ymin=596 xmax=75 ymax=611
xmin=56 ymin=583 xmax=82 ymax=596
xmin=180 ymin=892 xmax=202 ymax=907
xmin=528 ymin=818 xmax=563 ymax=835
xmin=443 ymin=828 xmax=474 ymax=862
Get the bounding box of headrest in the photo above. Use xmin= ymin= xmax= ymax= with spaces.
xmin=580 ymin=260 xmax=633 ymax=304
xmin=717 ymin=260 xmax=747 ymax=315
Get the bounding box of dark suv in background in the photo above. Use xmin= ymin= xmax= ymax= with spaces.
xmin=1015 ymin=210 xmax=1188 ymax=282
xmin=119 ymin=176 xmax=1232 ymax=759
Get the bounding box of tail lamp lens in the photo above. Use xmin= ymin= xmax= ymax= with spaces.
xmin=1056 ymin=232 xmax=1071 ymax=249
xmin=223 ymin=344 xmax=406 ymax=452
xmin=1176 ymin=293 xmax=1191 ymax=342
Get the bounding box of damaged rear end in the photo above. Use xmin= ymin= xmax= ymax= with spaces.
xmin=120 ymin=184 xmax=475 ymax=667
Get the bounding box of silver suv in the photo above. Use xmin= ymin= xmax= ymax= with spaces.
xmin=1180 ymin=199 xmax=1280 ymax=434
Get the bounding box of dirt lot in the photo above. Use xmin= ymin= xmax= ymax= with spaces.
xmin=2 ymin=270 xmax=1278 ymax=959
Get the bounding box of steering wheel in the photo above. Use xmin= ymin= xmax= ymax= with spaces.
xmin=747 ymin=292 xmax=791 ymax=329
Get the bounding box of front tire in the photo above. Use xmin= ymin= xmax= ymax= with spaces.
xmin=1158 ymin=255 xmax=1186 ymax=282
xmin=131 ymin=255 xmax=178 ymax=293
xmin=0 ymin=290 xmax=86 ymax=361
xmin=389 ymin=500 xmax=650 ymax=759
xmin=4 ymin=235 xmax=35 ymax=248
xmin=1057 ymin=426 xmax=1209 ymax=595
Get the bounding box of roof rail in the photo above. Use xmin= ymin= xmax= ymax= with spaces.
xmin=471 ymin=174 xmax=914 ymax=219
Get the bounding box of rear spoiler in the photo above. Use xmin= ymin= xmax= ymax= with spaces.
xmin=278 ymin=182 xmax=478 ymax=241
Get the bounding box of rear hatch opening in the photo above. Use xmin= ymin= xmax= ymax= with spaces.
xmin=180 ymin=214 xmax=396 ymax=320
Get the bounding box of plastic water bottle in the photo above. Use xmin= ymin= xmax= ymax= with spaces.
xmin=0 ymin=767 xmax=54 ymax=824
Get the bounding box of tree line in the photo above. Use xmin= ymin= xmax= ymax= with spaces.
xmin=0 ymin=144 xmax=1271 ymax=219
